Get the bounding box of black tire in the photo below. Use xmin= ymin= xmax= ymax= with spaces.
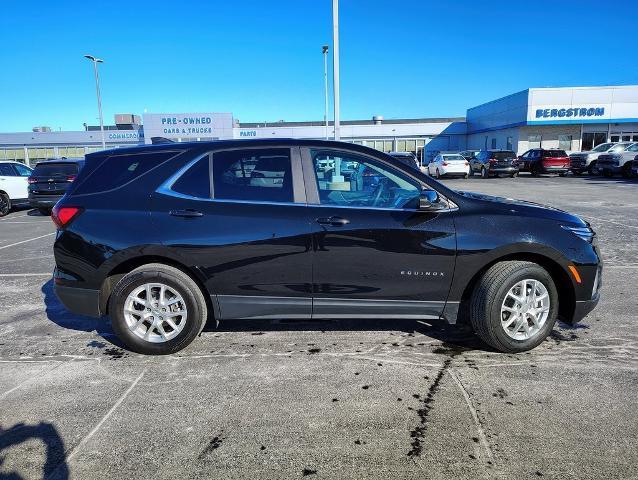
xmin=558 ymin=173 xmax=566 ymax=177
xmin=531 ymin=163 xmax=540 ymax=177
xmin=588 ymin=161 xmax=598 ymax=175
xmin=480 ymin=167 xmax=488 ymax=179
xmin=469 ymin=261 xmax=558 ymax=353
xmin=509 ymin=172 xmax=518 ymax=178
xmin=0 ymin=193 xmax=10 ymax=217
xmin=435 ymin=168 xmax=441 ymax=179
xmin=621 ymin=163 xmax=632 ymax=178
xmin=108 ymin=263 xmax=208 ymax=355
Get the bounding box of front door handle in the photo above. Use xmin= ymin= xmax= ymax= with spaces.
xmin=316 ymin=216 xmax=350 ymax=227
xmin=170 ymin=209 xmax=204 ymax=218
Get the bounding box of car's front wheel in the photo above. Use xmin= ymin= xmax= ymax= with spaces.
xmin=469 ymin=261 xmax=558 ymax=353
xmin=109 ymin=263 xmax=208 ymax=355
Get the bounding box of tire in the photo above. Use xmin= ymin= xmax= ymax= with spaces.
xmin=435 ymin=168 xmax=441 ymax=179
xmin=588 ymin=161 xmax=598 ymax=175
xmin=531 ymin=164 xmax=540 ymax=177
xmin=108 ymin=263 xmax=208 ymax=355
xmin=469 ymin=261 xmax=558 ymax=353
xmin=621 ymin=164 xmax=632 ymax=178
xmin=464 ymin=173 xmax=469 ymax=179
xmin=509 ymin=172 xmax=518 ymax=178
xmin=480 ymin=167 xmax=488 ymax=179
xmin=559 ymin=173 xmax=566 ymax=177
xmin=0 ymin=193 xmax=10 ymax=217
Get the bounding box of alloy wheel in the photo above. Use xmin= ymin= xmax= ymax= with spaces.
xmin=500 ymin=279 xmax=550 ymax=340
xmin=123 ymin=283 xmax=188 ymax=343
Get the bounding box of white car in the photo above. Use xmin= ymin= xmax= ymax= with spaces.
xmin=596 ymin=142 xmax=638 ymax=177
xmin=569 ymin=142 xmax=630 ymax=175
xmin=0 ymin=161 xmax=33 ymax=216
xmin=427 ymin=153 xmax=470 ymax=179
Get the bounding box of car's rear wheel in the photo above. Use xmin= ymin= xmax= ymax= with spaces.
xmin=469 ymin=261 xmax=558 ymax=353
xmin=435 ymin=168 xmax=441 ymax=179
xmin=0 ymin=193 xmax=11 ymax=217
xmin=109 ymin=263 xmax=208 ymax=355
xmin=621 ymin=163 xmax=632 ymax=178
xmin=480 ymin=167 xmax=488 ymax=179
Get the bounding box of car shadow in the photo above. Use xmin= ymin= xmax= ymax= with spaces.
xmin=42 ymin=278 xmax=486 ymax=352
xmin=41 ymin=279 xmax=119 ymax=345
xmin=0 ymin=422 xmax=69 ymax=480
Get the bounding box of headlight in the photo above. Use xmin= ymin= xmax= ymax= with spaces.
xmin=562 ymin=225 xmax=594 ymax=243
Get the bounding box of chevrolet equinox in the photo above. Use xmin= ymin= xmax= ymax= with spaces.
xmin=52 ymin=139 xmax=601 ymax=355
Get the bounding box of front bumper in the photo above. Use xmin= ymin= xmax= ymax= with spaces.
xmin=54 ymin=283 xmax=101 ymax=318
xmin=598 ymin=165 xmax=621 ymax=175
xmin=571 ymin=292 xmax=600 ymax=324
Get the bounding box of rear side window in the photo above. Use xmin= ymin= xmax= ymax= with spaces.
xmin=74 ymin=151 xmax=178 ymax=195
xmin=0 ymin=163 xmax=16 ymax=176
xmin=171 ymin=156 xmax=211 ymax=198
xmin=212 ymin=148 xmax=293 ymax=203
xmin=33 ymin=163 xmax=79 ymax=177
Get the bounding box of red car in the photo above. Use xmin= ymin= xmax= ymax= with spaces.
xmin=518 ymin=148 xmax=570 ymax=176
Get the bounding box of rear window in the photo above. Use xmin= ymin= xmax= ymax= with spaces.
xmin=33 ymin=163 xmax=79 ymax=177
xmin=73 ymin=150 xmax=178 ymax=195
xmin=443 ymin=154 xmax=465 ymax=161
xmin=491 ymin=151 xmax=516 ymax=160
xmin=542 ymin=150 xmax=567 ymax=157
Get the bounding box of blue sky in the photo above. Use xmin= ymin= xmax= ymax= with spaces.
xmin=0 ymin=0 xmax=636 ymax=131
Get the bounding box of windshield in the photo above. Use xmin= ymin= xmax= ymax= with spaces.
xmin=609 ymin=144 xmax=629 ymax=152
xmin=443 ymin=154 xmax=465 ymax=161
xmin=626 ymin=143 xmax=638 ymax=152
xmin=591 ymin=143 xmax=613 ymax=152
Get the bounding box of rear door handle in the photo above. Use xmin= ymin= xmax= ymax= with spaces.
xmin=316 ymin=216 xmax=350 ymax=227
xmin=170 ymin=209 xmax=204 ymax=218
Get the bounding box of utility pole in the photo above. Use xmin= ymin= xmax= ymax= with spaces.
xmin=332 ymin=0 xmax=340 ymax=141
xmin=84 ymin=55 xmax=106 ymax=149
xmin=322 ymin=45 xmax=329 ymax=140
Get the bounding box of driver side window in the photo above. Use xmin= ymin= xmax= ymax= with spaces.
xmin=311 ymin=150 xmax=422 ymax=210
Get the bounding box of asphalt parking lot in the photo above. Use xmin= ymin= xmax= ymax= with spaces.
xmin=0 ymin=174 xmax=637 ymax=480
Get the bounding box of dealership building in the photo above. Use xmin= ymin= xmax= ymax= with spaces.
xmin=1 ymin=85 xmax=636 ymax=167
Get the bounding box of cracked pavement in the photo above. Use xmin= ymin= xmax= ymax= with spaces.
xmin=0 ymin=174 xmax=637 ymax=479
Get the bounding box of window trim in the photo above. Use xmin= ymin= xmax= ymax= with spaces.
xmin=157 ymin=146 xmax=306 ymax=205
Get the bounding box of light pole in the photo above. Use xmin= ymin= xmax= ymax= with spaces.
xmin=84 ymin=54 xmax=106 ymax=149
xmin=332 ymin=0 xmax=340 ymax=141
xmin=322 ymin=45 xmax=329 ymax=140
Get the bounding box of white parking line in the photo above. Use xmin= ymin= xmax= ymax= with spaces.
xmin=0 ymin=213 xmax=32 ymax=221
xmin=48 ymin=369 xmax=147 ymax=475
xmin=0 ymin=273 xmax=51 ymax=277
xmin=0 ymin=232 xmax=55 ymax=250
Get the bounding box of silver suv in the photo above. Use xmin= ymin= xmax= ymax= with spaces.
xmin=570 ymin=142 xmax=630 ymax=175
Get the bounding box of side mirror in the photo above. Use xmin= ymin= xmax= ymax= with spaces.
xmin=418 ymin=189 xmax=439 ymax=210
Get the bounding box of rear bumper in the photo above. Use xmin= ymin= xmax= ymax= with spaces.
xmin=29 ymin=194 xmax=63 ymax=208
xmin=598 ymin=165 xmax=621 ymax=174
xmin=541 ymin=166 xmax=569 ymax=174
xmin=488 ymin=166 xmax=518 ymax=174
xmin=54 ymin=283 xmax=101 ymax=318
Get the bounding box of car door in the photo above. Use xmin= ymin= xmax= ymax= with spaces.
xmin=518 ymin=151 xmax=530 ymax=171
xmin=0 ymin=163 xmax=27 ymax=200
xmin=471 ymin=151 xmax=483 ymax=172
xmin=150 ymin=145 xmax=313 ymax=320
xmin=301 ymin=147 xmax=457 ymax=319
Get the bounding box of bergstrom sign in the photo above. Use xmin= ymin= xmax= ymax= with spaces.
xmin=142 ymin=112 xmax=234 ymax=143
xmin=534 ymin=107 xmax=605 ymax=119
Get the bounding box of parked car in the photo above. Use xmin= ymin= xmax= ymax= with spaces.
xmin=459 ymin=150 xmax=480 ymax=161
xmin=28 ymin=159 xmax=85 ymax=213
xmin=427 ymin=153 xmax=470 ymax=178
xmin=595 ymin=143 xmax=638 ymax=177
xmin=0 ymin=161 xmax=33 ymax=216
xmin=387 ymin=151 xmax=420 ymax=170
xmin=52 ymin=139 xmax=601 ymax=355
xmin=469 ymin=150 xmax=519 ymax=178
xmin=569 ymin=142 xmax=627 ymax=175
xmin=632 ymin=158 xmax=638 ymax=178
xmin=518 ymin=149 xmax=570 ymax=176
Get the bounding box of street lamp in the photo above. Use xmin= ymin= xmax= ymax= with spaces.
xmin=332 ymin=0 xmax=340 ymax=141
xmin=322 ymin=45 xmax=329 ymax=140
xmin=84 ymin=54 xmax=106 ymax=149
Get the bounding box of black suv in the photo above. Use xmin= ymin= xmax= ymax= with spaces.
xmin=28 ymin=159 xmax=84 ymax=213
xmin=52 ymin=140 xmax=601 ymax=355
xmin=469 ymin=150 xmax=519 ymax=178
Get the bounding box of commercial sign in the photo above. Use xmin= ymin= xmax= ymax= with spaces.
xmin=534 ymin=107 xmax=605 ymax=119
xmin=142 ymin=112 xmax=234 ymax=143
xmin=107 ymin=131 xmax=141 ymax=141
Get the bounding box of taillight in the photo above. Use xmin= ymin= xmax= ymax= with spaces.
xmin=442 ymin=161 xmax=448 ymax=166
xmin=464 ymin=161 xmax=469 ymax=166
xmin=27 ymin=177 xmax=37 ymax=184
xmin=66 ymin=175 xmax=76 ymax=182
xmin=51 ymin=205 xmax=83 ymax=228
xmin=489 ymin=158 xmax=497 ymax=164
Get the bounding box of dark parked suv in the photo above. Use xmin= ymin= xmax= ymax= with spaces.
xmin=28 ymin=158 xmax=84 ymax=213
xmin=52 ymin=140 xmax=601 ymax=355
xmin=469 ymin=150 xmax=519 ymax=178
